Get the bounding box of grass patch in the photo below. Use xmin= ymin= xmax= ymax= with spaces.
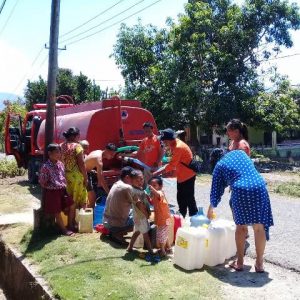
xmin=273 ymin=182 xmax=300 ymax=198
xmin=16 ymin=230 xmax=222 ymax=300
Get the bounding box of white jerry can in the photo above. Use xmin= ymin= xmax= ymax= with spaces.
xmin=78 ymin=208 xmax=93 ymax=233
xmin=204 ymin=223 xmax=227 ymax=267
xmin=174 ymin=227 xmax=208 ymax=271
xmin=211 ymin=219 xmax=237 ymax=259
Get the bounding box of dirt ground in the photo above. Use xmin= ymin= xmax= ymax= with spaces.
xmin=218 ymin=257 xmax=300 ymax=300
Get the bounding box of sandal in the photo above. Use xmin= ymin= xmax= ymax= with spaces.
xmin=63 ymin=230 xmax=75 ymax=236
xmin=255 ymin=265 xmax=265 ymax=273
xmin=229 ymin=261 xmax=244 ymax=271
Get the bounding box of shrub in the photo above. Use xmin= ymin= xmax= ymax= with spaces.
xmin=0 ymin=159 xmax=26 ymax=178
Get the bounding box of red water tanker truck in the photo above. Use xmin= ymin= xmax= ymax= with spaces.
xmin=5 ymin=96 xmax=158 ymax=184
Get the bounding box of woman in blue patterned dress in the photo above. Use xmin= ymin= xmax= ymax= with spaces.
xmin=207 ymin=150 xmax=274 ymax=273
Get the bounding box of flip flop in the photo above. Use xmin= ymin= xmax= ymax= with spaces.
xmin=63 ymin=230 xmax=75 ymax=236
xmin=229 ymin=261 xmax=244 ymax=271
xmin=255 ymin=265 xmax=265 ymax=273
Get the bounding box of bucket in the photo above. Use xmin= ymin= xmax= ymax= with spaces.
xmin=93 ymin=205 xmax=105 ymax=228
xmin=78 ymin=208 xmax=93 ymax=233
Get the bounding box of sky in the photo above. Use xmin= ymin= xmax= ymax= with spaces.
xmin=0 ymin=0 xmax=300 ymax=103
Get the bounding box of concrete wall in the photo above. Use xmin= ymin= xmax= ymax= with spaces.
xmin=0 ymin=239 xmax=53 ymax=300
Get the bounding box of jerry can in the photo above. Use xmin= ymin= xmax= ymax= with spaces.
xmin=204 ymin=222 xmax=226 ymax=266
xmin=78 ymin=208 xmax=93 ymax=233
xmin=60 ymin=212 xmax=68 ymax=227
xmin=173 ymin=213 xmax=182 ymax=239
xmin=211 ymin=219 xmax=236 ymax=259
xmin=174 ymin=227 xmax=208 ymax=271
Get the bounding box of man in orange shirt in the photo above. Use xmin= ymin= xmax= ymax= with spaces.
xmin=153 ymin=128 xmax=198 ymax=218
xmin=136 ymin=122 xmax=164 ymax=170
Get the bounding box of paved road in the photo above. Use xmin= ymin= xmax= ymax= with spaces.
xmin=163 ymin=178 xmax=300 ymax=272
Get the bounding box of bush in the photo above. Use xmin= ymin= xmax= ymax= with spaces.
xmin=0 ymin=159 xmax=26 ymax=178
xmin=251 ymin=148 xmax=266 ymax=159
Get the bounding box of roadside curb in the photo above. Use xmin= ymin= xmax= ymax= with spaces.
xmin=0 ymin=236 xmax=54 ymax=300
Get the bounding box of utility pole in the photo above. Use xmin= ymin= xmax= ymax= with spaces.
xmin=44 ymin=0 xmax=61 ymax=160
xmin=35 ymin=0 xmax=61 ymax=231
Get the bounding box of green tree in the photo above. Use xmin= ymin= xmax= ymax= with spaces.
xmin=24 ymin=76 xmax=47 ymax=110
xmin=56 ymin=68 xmax=76 ymax=98
xmin=112 ymin=0 xmax=300 ymax=136
xmin=24 ymin=69 xmax=104 ymax=109
xmin=248 ymin=78 xmax=300 ymax=132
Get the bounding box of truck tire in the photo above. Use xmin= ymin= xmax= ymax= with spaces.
xmin=28 ymin=158 xmax=41 ymax=184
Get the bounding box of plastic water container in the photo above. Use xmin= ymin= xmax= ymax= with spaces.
xmin=204 ymin=222 xmax=227 ymax=266
xmin=60 ymin=212 xmax=68 ymax=227
xmin=174 ymin=227 xmax=208 ymax=271
xmin=211 ymin=219 xmax=236 ymax=259
xmin=78 ymin=208 xmax=93 ymax=233
xmin=93 ymin=205 xmax=105 ymax=228
xmin=190 ymin=207 xmax=210 ymax=227
xmin=173 ymin=213 xmax=182 ymax=239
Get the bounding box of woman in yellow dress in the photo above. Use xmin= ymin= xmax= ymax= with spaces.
xmin=60 ymin=127 xmax=88 ymax=217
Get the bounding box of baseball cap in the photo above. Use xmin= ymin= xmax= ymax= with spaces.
xmin=159 ymin=128 xmax=176 ymax=141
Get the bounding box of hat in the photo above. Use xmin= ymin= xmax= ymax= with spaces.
xmin=159 ymin=128 xmax=176 ymax=141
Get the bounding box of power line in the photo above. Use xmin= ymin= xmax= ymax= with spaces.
xmin=60 ymin=0 xmax=125 ymax=39
xmin=9 ymin=46 xmax=45 ymax=99
xmin=0 ymin=0 xmax=19 ymax=36
xmin=0 ymin=0 xmax=7 ymax=15
xmin=60 ymin=0 xmax=145 ymax=44
xmin=66 ymin=0 xmax=162 ymax=47
xmin=259 ymin=53 xmax=300 ymax=63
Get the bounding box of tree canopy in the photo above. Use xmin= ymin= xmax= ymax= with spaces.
xmin=112 ymin=0 xmax=300 ymax=133
xmin=24 ymin=68 xmax=105 ymax=110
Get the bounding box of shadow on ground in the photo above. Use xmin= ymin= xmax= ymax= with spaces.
xmin=18 ymin=180 xmax=42 ymax=200
xmin=205 ymin=262 xmax=272 ymax=288
xmin=22 ymin=227 xmax=60 ymax=255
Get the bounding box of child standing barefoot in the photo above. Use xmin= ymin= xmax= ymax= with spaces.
xmin=149 ymin=176 xmax=171 ymax=256
xmin=127 ymin=170 xmax=153 ymax=254
xmin=39 ymin=144 xmax=75 ymax=236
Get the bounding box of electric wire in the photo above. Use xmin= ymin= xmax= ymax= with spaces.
xmin=0 ymin=0 xmax=19 ymax=36
xmin=60 ymin=0 xmax=146 ymax=44
xmin=60 ymin=0 xmax=125 ymax=39
xmin=66 ymin=0 xmax=162 ymax=47
xmin=0 ymin=0 xmax=7 ymax=15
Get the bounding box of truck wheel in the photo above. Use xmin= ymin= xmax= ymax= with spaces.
xmin=28 ymin=159 xmax=40 ymax=184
